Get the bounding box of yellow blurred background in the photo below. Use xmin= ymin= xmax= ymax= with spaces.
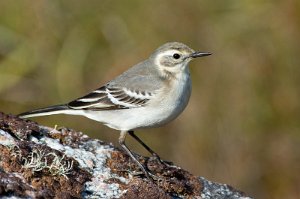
xmin=0 ymin=1 xmax=299 ymax=198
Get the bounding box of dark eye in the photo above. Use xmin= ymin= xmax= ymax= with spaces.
xmin=173 ymin=53 xmax=180 ymax=59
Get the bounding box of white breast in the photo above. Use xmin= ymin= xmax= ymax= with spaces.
xmin=155 ymin=69 xmax=191 ymax=124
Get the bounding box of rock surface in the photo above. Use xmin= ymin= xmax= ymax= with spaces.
xmin=0 ymin=112 xmax=252 ymax=199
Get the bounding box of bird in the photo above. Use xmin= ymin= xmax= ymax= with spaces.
xmin=19 ymin=42 xmax=211 ymax=179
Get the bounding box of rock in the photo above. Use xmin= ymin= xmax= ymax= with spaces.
xmin=0 ymin=112 xmax=252 ymax=199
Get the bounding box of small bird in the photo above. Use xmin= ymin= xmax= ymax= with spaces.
xmin=19 ymin=42 xmax=211 ymax=179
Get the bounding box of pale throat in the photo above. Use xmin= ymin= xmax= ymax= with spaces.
xmin=159 ymin=62 xmax=190 ymax=80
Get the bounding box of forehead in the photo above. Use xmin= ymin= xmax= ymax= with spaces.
xmin=156 ymin=42 xmax=194 ymax=55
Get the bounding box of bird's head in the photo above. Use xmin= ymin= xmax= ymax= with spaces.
xmin=150 ymin=42 xmax=211 ymax=78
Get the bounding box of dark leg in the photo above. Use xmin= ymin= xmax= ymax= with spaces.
xmin=119 ymin=131 xmax=151 ymax=179
xmin=128 ymin=131 xmax=164 ymax=164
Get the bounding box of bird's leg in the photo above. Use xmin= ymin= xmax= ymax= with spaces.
xmin=119 ymin=131 xmax=152 ymax=179
xmin=128 ymin=131 xmax=165 ymax=165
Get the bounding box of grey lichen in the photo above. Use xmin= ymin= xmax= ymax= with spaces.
xmin=36 ymin=127 xmax=129 ymax=198
xmin=199 ymin=177 xmax=253 ymax=199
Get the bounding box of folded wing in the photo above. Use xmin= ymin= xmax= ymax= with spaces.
xmin=68 ymin=85 xmax=153 ymax=110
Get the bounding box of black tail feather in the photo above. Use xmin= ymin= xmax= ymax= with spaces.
xmin=18 ymin=104 xmax=69 ymax=118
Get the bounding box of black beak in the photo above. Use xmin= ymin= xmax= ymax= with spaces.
xmin=189 ymin=51 xmax=212 ymax=58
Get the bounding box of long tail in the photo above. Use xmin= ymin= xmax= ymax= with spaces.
xmin=18 ymin=104 xmax=71 ymax=118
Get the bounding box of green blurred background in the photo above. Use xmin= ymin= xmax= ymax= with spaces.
xmin=0 ymin=1 xmax=299 ymax=198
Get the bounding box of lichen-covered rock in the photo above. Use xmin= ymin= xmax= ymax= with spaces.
xmin=0 ymin=112 xmax=252 ymax=199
